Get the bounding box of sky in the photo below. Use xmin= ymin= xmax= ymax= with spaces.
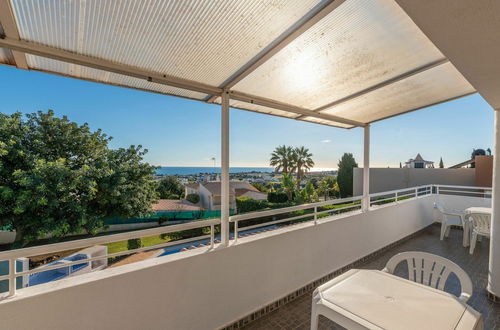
xmin=0 ymin=65 xmax=494 ymax=169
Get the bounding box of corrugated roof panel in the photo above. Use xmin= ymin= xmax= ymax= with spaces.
xmin=300 ymin=116 xmax=353 ymax=128
xmin=12 ymin=0 xmax=322 ymax=86
xmin=320 ymin=62 xmax=475 ymax=123
xmin=232 ymin=0 xmax=447 ymax=109
xmin=26 ymin=54 xmax=208 ymax=100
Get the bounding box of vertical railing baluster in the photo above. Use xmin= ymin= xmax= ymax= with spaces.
xmin=9 ymin=258 xmax=15 ymax=297
xmin=234 ymin=221 xmax=238 ymax=243
xmin=210 ymin=224 xmax=215 ymax=248
xmin=314 ymin=206 xmax=318 ymax=225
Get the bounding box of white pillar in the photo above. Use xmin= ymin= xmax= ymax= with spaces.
xmin=220 ymin=90 xmax=230 ymax=247
xmin=362 ymin=125 xmax=370 ymax=212
xmin=488 ymin=109 xmax=500 ymax=298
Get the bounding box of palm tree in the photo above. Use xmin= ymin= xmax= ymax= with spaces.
xmin=281 ymin=173 xmax=295 ymax=201
xmin=270 ymin=145 xmax=295 ymax=174
xmin=318 ymin=176 xmax=337 ymax=200
xmin=292 ymin=146 xmax=314 ymax=190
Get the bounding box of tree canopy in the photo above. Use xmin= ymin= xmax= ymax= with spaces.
xmin=337 ymin=153 xmax=358 ymax=198
xmin=157 ymin=175 xmax=184 ymax=199
xmin=270 ymin=145 xmax=295 ymax=174
xmin=0 ymin=110 xmax=158 ymax=245
xmin=292 ymin=146 xmax=314 ymax=189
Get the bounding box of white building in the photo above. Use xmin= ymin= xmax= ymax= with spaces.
xmin=405 ymin=153 xmax=435 ymax=168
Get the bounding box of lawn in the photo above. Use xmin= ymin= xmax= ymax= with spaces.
xmin=105 ymin=234 xmax=172 ymax=254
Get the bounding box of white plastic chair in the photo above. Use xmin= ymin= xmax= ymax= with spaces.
xmin=468 ymin=213 xmax=491 ymax=255
xmin=382 ymin=251 xmax=473 ymax=303
xmin=434 ymin=202 xmax=468 ymax=247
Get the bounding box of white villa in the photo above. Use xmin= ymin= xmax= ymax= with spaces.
xmin=0 ymin=1 xmax=499 ymax=329
xmin=405 ymin=153 xmax=435 ymax=168
xmin=185 ymin=181 xmax=267 ymax=211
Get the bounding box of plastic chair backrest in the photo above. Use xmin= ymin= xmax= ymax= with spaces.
xmin=383 ymin=251 xmax=472 ymax=302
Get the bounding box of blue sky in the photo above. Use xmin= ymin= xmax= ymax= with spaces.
xmin=0 ymin=65 xmax=494 ymax=169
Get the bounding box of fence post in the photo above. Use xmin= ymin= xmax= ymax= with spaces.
xmin=314 ymin=206 xmax=318 ymax=225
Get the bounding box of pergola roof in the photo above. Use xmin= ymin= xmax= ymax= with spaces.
xmin=0 ymin=0 xmax=476 ymax=128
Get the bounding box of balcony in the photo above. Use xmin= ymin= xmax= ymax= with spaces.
xmin=0 ymin=185 xmax=496 ymax=329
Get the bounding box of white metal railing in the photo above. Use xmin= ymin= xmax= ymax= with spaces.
xmin=0 ymin=218 xmax=220 ymax=299
xmin=369 ymin=184 xmax=433 ymax=207
xmin=0 ymin=184 xmax=492 ymax=300
xmin=230 ymin=196 xmax=363 ymax=242
xmin=434 ymin=184 xmax=492 ymax=198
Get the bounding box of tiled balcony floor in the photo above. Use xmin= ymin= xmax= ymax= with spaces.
xmin=242 ymin=224 xmax=499 ymax=329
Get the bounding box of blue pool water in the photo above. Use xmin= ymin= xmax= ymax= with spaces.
xmin=29 ymin=253 xmax=89 ymax=287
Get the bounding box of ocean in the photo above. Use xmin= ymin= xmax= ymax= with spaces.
xmin=155 ymin=167 xmax=335 ymax=175
xmin=156 ymin=167 xmax=274 ymax=175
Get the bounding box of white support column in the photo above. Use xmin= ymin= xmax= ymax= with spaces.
xmin=220 ymin=90 xmax=230 ymax=247
xmin=362 ymin=125 xmax=370 ymax=212
xmin=488 ymin=109 xmax=500 ymax=299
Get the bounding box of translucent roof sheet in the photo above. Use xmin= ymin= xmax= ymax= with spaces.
xmin=0 ymin=0 xmax=477 ymax=128
xmin=11 ymin=0 xmax=321 ymax=86
xmin=26 ymin=54 xmax=208 ymax=100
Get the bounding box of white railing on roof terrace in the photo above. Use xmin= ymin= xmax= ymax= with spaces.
xmin=0 ymin=184 xmax=492 ymax=300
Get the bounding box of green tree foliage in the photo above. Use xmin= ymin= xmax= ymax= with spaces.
xmin=281 ymin=173 xmax=296 ymax=201
xmin=186 ymin=193 xmax=200 ymax=204
xmin=317 ymin=176 xmax=338 ymax=200
xmin=0 ymin=111 xmax=158 ymax=245
xmin=292 ymin=146 xmax=314 ymax=190
xmin=157 ymin=175 xmax=184 ymax=199
xmin=236 ymin=197 xmax=269 ymax=213
xmin=267 ymin=191 xmax=288 ymax=203
xmin=295 ymin=182 xmax=318 ymax=204
xmin=127 ymin=238 xmax=142 ymax=250
xmin=251 ymin=182 xmax=267 ymax=192
xmin=439 ymin=157 xmax=444 ymax=168
xmin=270 ymin=145 xmax=295 ymax=174
xmin=337 ymin=153 xmax=358 ymax=198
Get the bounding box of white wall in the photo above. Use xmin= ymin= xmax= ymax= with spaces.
xmin=353 ymin=168 xmax=475 ymax=195
xmin=0 ymin=196 xmax=438 ymax=330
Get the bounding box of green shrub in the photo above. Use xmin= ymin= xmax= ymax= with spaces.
xmin=267 ymin=192 xmax=288 ymax=203
xmin=127 ymin=238 xmax=142 ymax=250
xmin=186 ymin=194 xmax=200 ymax=204
xmin=236 ymin=197 xmax=269 ymax=213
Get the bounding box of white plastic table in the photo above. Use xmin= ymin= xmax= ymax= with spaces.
xmin=311 ymin=269 xmax=483 ymax=330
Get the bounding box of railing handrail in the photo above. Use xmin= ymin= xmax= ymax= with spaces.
xmin=0 ymin=218 xmax=221 ymax=260
xmin=433 ymin=184 xmax=492 ymax=190
xmin=229 ymin=196 xmax=361 ymax=222
xmin=368 ymin=184 xmax=432 ymax=198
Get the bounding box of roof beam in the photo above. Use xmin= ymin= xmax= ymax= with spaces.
xmin=0 ymin=37 xmax=222 ymax=96
xmin=230 ymin=90 xmax=365 ymax=127
xmin=0 ymin=0 xmax=28 ymax=69
xmin=206 ymin=0 xmax=346 ymax=103
xmin=295 ymin=58 xmax=449 ymax=119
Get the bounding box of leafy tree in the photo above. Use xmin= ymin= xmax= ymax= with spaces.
xmin=0 ymin=111 xmax=158 ymax=245
xmin=291 ymin=146 xmax=314 ymax=190
xmin=270 ymin=145 xmax=295 ymax=174
xmin=295 ymin=182 xmax=317 ymax=203
xmin=337 ymin=153 xmax=358 ymax=198
xmin=186 ymin=193 xmax=200 ymax=204
xmin=439 ymin=157 xmax=444 ymax=168
xmin=157 ymin=175 xmax=183 ymax=199
xmin=267 ymin=191 xmax=288 ymax=203
xmin=251 ymin=182 xmax=267 ymax=192
xmin=127 ymin=238 xmax=142 ymax=250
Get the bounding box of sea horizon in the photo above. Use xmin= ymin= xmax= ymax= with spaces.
xmin=156 ymin=166 xmax=336 ymax=175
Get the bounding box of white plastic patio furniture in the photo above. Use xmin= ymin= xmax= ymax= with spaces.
xmin=468 ymin=213 xmax=491 ymax=255
xmin=434 ymin=202 xmax=468 ymax=247
xmin=382 ymin=251 xmax=473 ymax=302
